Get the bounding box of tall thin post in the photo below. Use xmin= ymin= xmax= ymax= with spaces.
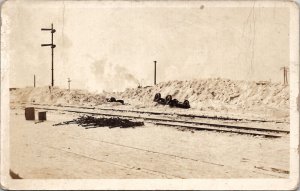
xmin=34 ymin=75 xmax=36 ymax=88
xmin=281 ymin=67 xmax=284 ymax=84
xmin=280 ymin=66 xmax=289 ymax=85
xmin=51 ymin=24 xmax=54 ymax=87
xmin=68 ymin=78 xmax=71 ymax=91
xmin=285 ymin=68 xmax=288 ymax=85
xmin=154 ymin=61 xmax=157 ymax=85
xmin=41 ymin=23 xmax=56 ymax=87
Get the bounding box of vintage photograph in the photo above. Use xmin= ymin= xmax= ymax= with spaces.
xmin=1 ymin=0 xmax=299 ymax=190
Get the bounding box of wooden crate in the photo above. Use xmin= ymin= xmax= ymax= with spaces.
xmin=38 ymin=112 xmax=47 ymax=121
xmin=25 ymin=107 xmax=35 ymax=120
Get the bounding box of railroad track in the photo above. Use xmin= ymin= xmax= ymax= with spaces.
xmin=21 ymin=103 xmax=289 ymax=138
xmin=26 ymin=102 xmax=287 ymax=124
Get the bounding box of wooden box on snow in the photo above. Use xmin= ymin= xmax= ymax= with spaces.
xmin=25 ymin=107 xmax=35 ymax=120
xmin=38 ymin=111 xmax=47 ymax=121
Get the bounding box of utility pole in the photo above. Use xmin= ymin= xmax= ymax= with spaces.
xmin=280 ymin=66 xmax=289 ymax=85
xmin=41 ymin=23 xmax=56 ymax=87
xmin=34 ymin=75 xmax=36 ymax=88
xmin=68 ymin=78 xmax=71 ymax=91
xmin=154 ymin=61 xmax=157 ymax=85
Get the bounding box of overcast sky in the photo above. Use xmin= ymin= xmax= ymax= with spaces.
xmin=2 ymin=0 xmax=291 ymax=92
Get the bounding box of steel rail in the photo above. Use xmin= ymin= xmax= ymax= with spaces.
xmin=31 ymin=105 xmax=289 ymax=138
xmin=27 ymin=102 xmax=288 ymax=124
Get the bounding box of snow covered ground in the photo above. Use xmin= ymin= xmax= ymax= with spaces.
xmin=9 ymin=78 xmax=290 ymax=179
xmin=10 ymin=109 xmax=289 ymax=179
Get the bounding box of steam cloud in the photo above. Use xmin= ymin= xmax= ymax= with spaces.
xmin=85 ymin=55 xmax=140 ymax=93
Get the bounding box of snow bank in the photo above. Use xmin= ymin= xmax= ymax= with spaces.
xmin=111 ymin=78 xmax=289 ymax=110
xmin=10 ymin=78 xmax=289 ymax=112
xmin=10 ymin=86 xmax=106 ymax=105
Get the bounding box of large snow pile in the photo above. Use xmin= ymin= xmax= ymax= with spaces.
xmin=10 ymin=78 xmax=289 ymax=112
xmin=10 ymin=86 xmax=106 ymax=105
xmin=111 ymin=78 xmax=289 ymax=110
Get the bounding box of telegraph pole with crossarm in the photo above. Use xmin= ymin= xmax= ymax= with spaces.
xmin=41 ymin=23 xmax=56 ymax=87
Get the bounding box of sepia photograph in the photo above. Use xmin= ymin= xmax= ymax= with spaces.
xmin=0 ymin=0 xmax=299 ymax=190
